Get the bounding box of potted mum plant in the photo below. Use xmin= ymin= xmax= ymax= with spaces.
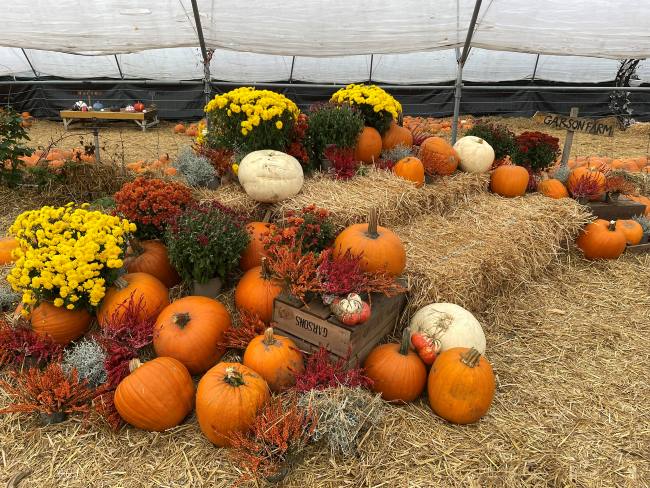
xmin=166 ymin=202 xmax=249 ymax=297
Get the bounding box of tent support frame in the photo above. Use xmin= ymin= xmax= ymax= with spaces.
xmin=21 ymin=49 xmax=39 ymax=79
xmin=114 ymin=55 xmax=124 ymax=79
xmin=190 ymin=0 xmax=212 ymax=109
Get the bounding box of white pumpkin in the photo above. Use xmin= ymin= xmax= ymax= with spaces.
xmin=238 ymin=150 xmax=304 ymax=203
xmin=453 ymin=136 xmax=495 ymax=173
xmin=409 ymin=302 xmax=486 ymax=353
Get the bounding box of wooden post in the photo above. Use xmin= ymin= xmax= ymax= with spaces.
xmin=560 ymin=107 xmax=579 ymax=168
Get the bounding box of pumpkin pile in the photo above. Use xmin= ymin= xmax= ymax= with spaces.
xmin=125 ymin=153 xmax=177 ymax=176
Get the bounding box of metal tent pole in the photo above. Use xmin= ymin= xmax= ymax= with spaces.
xmin=451 ymin=0 xmax=483 ymax=144
xmin=21 ymin=49 xmax=39 ymax=79
xmin=114 ymin=55 xmax=124 ymax=79
xmin=531 ymin=54 xmax=540 ymax=82
xmin=190 ymin=0 xmax=212 ymax=109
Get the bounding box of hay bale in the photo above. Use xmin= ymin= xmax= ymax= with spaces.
xmin=398 ymin=193 xmax=591 ymax=316
xmin=196 ymin=183 xmax=265 ymax=220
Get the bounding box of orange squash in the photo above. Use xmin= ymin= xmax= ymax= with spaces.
xmin=393 ymin=157 xmax=425 ymax=188
xmin=234 ymin=258 xmax=282 ymax=324
xmin=114 ymin=357 xmax=195 ymax=431
xmin=537 ymin=178 xmax=569 ymax=199
xmin=418 ymin=137 xmax=459 ymax=176
xmin=381 ymin=122 xmax=413 ymax=150
xmin=240 ymin=222 xmax=271 ymax=271
xmin=427 ymin=347 xmax=495 ymax=424
xmin=243 ymin=327 xmax=305 ymax=392
xmin=615 ymin=219 xmax=643 ymax=245
xmin=124 ymin=240 xmax=180 ymax=288
xmin=196 ymin=362 xmax=270 ymax=446
xmin=354 ymin=126 xmax=382 ymax=164
xmin=333 ymin=209 xmax=406 ymax=276
xmin=0 ymin=237 xmax=19 ymax=264
xmin=576 ymin=219 xmax=627 ymax=260
xmin=153 ymin=296 xmax=231 ymax=374
xmin=97 ymin=272 xmax=169 ymax=327
xmin=30 ymin=301 xmax=92 ymax=345
xmin=174 ymin=123 xmax=186 ymax=134
xmin=490 ymin=165 xmax=529 ymax=197
xmin=363 ymin=328 xmax=427 ymax=402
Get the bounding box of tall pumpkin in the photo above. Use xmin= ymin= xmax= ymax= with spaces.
xmin=196 ymin=362 xmax=270 ymax=447
xmin=576 ymin=219 xmax=626 ymax=260
xmin=537 ymin=178 xmax=569 ymax=199
xmin=124 ymin=239 xmax=180 ymax=288
xmin=243 ymin=327 xmax=305 ymax=392
xmin=235 ymin=258 xmax=282 ymax=324
xmin=333 ymin=209 xmax=406 ymax=276
xmin=153 ymin=296 xmax=231 ymax=374
xmin=615 ymin=219 xmax=643 ymax=245
xmin=0 ymin=237 xmax=18 ymax=265
xmin=382 ymin=122 xmax=413 ymax=150
xmin=97 ymin=272 xmax=169 ymax=327
xmin=393 ymin=157 xmax=425 ymax=188
xmin=490 ymin=165 xmax=529 ymax=197
xmin=363 ymin=328 xmax=427 ymax=402
xmin=114 ymin=357 xmax=195 ymax=431
xmin=418 ymin=137 xmax=459 ymax=176
xmin=354 ymin=126 xmax=382 ymax=164
xmin=427 ymin=347 xmax=495 ymax=424
xmin=240 ymin=222 xmax=271 ymax=271
xmin=30 ymin=301 xmax=92 ymax=345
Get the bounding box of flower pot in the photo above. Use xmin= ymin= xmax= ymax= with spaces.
xmin=192 ymin=277 xmax=223 ymax=298
xmin=606 ymin=192 xmax=620 ymax=203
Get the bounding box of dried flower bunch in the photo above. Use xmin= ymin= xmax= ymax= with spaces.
xmin=568 ymin=174 xmax=605 ymax=200
xmin=605 ymin=175 xmax=636 ymax=195
xmin=266 ymin=244 xmax=323 ymax=304
xmin=265 ymin=205 xmax=336 ymax=256
xmin=293 ymin=346 xmax=373 ymax=392
xmin=193 ymin=145 xmax=235 ymax=178
xmin=63 ymin=338 xmax=108 ymax=388
xmin=323 ymin=145 xmax=359 ymax=180
xmin=172 ymin=146 xmax=218 ymax=188
xmin=0 ymin=318 xmax=63 ymax=369
xmin=218 ymin=310 xmax=267 ymax=350
xmin=113 ymin=177 xmax=194 ymax=240
xmin=286 ymin=113 xmax=309 ymax=167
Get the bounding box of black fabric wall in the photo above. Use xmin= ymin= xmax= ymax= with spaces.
xmin=1 ymin=80 xmax=649 ymax=121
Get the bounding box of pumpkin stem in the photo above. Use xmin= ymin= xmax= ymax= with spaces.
xmin=224 ymin=366 xmax=245 ymax=387
xmin=262 ymin=208 xmax=272 ymax=223
xmin=460 ymin=348 xmax=482 ymax=368
xmin=114 ymin=276 xmax=128 ymax=290
xmin=260 ymin=257 xmax=271 ymax=280
xmin=128 ymin=358 xmax=142 ymax=373
xmin=608 ymin=220 xmax=617 ymax=231
xmin=399 ymin=327 xmax=411 ymax=356
xmin=367 ymin=208 xmax=380 ymax=238
xmin=263 ymin=327 xmax=276 ymax=346
xmin=129 ymin=238 xmax=144 ymax=256
xmin=172 ymin=312 xmax=191 ymax=329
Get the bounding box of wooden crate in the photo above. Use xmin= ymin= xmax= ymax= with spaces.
xmin=587 ymin=198 xmax=647 ymax=220
xmin=272 ymin=291 xmax=406 ymax=366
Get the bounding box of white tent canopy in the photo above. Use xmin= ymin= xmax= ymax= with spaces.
xmin=1 ymin=0 xmax=649 ymax=83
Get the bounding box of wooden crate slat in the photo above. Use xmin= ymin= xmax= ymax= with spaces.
xmin=303 ymin=298 xmax=332 ymax=319
xmin=587 ymin=199 xmax=647 ymax=220
xmin=626 ymin=242 xmax=650 ymax=254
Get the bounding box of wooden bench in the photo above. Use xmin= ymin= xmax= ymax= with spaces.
xmin=60 ymin=108 xmax=159 ymax=131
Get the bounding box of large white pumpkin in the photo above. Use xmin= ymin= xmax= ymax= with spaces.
xmin=409 ymin=302 xmax=486 ymax=353
xmin=453 ymin=136 xmax=495 ymax=173
xmin=238 ymin=150 xmax=304 ymax=203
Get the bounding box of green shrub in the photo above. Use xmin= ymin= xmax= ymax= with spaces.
xmin=0 ymin=107 xmax=33 ymax=187
xmin=464 ymin=121 xmax=517 ymax=161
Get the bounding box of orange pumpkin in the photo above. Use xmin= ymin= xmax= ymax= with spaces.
xmin=153 ymin=296 xmax=231 ymax=374
xmin=243 ymin=327 xmax=305 ymax=392
xmin=0 ymin=237 xmax=19 ymax=264
xmin=567 ymin=166 xmax=606 ymax=200
xmin=124 ymin=240 xmax=180 ymax=288
xmin=97 ymin=272 xmax=169 ymax=327
xmin=363 ymin=328 xmax=427 ymax=402
xmin=576 ymin=219 xmax=627 ymax=260
xmin=235 ymin=258 xmax=282 ymax=324
xmin=537 ymin=178 xmax=569 ymax=199
xmin=490 ymin=165 xmax=529 ymax=197
xmin=30 ymin=301 xmax=92 ymax=345
xmin=393 ymin=157 xmax=425 ymax=188
xmin=615 ymin=219 xmax=643 ymax=246
xmin=196 ymin=362 xmax=270 ymax=446
xmin=114 ymin=357 xmax=195 ymax=431
xmin=381 ymin=122 xmax=413 ymax=150
xmin=240 ymin=222 xmax=271 ymax=271
xmin=354 ymin=126 xmax=382 ymax=164
xmin=427 ymin=347 xmax=495 ymax=424
xmin=173 ymin=123 xmax=185 ymax=134
xmin=418 ymin=137 xmax=459 ymax=176
xmin=164 ymin=167 xmax=178 ymax=176
xmin=21 ymin=112 xmax=30 ymax=119
xmin=333 ymin=209 xmax=406 ymax=276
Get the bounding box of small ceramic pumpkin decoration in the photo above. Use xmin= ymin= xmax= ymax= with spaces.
xmin=153 ymin=296 xmax=231 ymax=374
xmin=97 ymin=272 xmax=169 ymax=327
xmin=427 ymin=347 xmax=495 ymax=424
xmin=418 ymin=137 xmax=459 ymax=175
xmin=537 ymin=178 xmax=569 ymax=199
xmin=576 ymin=219 xmax=627 ymax=260
xmin=114 ymin=357 xmax=195 ymax=431
xmin=235 ymin=258 xmax=282 ymax=324
xmin=382 ymin=122 xmax=413 ymax=150
xmin=30 ymin=301 xmax=92 ymax=345
xmin=238 ymin=150 xmax=304 ymax=203
xmin=333 ymin=209 xmax=406 ymax=276
xmin=354 ymin=126 xmax=382 ymax=164
xmin=453 ymin=136 xmax=495 ymax=173
xmin=363 ymin=328 xmax=427 ymax=402
xmin=0 ymin=237 xmax=19 ymax=265
xmin=490 ymin=165 xmax=529 ymax=197
xmin=124 ymin=240 xmax=180 ymax=288
xmin=409 ymin=302 xmax=486 ymax=354
xmin=330 ymin=293 xmax=371 ymax=326
xmin=615 ymin=219 xmax=643 ymax=246
xmin=243 ymin=327 xmax=305 ymax=392
xmin=393 ymin=157 xmax=425 ymax=188
xmin=240 ymin=221 xmax=271 ymax=271
xmin=196 ymin=362 xmax=270 ymax=446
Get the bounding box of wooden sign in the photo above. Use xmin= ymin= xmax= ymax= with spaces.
xmin=533 ymin=111 xmax=616 ymax=137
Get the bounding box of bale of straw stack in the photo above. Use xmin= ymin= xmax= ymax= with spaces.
xmin=397 ymin=193 xmax=591 ymax=318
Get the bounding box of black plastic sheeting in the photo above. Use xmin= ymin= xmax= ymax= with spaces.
xmin=1 ymin=80 xmax=649 ymax=121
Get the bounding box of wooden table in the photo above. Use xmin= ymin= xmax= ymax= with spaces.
xmin=60 ymin=108 xmax=159 ymax=131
